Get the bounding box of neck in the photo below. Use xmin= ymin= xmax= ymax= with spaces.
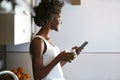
xmin=37 ymin=25 xmax=51 ymax=40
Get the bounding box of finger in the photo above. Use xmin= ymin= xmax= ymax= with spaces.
xmin=72 ymin=46 xmax=77 ymax=49
xmin=69 ymin=53 xmax=76 ymax=60
xmin=68 ymin=53 xmax=77 ymax=63
xmin=73 ymin=54 xmax=77 ymax=59
xmin=72 ymin=46 xmax=78 ymax=49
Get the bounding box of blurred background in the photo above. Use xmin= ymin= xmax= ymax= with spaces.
xmin=1 ymin=0 xmax=120 ymax=80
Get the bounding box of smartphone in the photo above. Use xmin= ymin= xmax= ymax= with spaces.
xmin=76 ymin=41 xmax=88 ymax=53
xmin=80 ymin=41 xmax=88 ymax=49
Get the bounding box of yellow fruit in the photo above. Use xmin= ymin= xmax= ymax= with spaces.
xmin=11 ymin=67 xmax=31 ymax=80
xmin=17 ymin=67 xmax=24 ymax=74
xmin=16 ymin=72 xmax=21 ymax=79
xmin=25 ymin=74 xmax=30 ymax=78
xmin=20 ymin=74 xmax=27 ymax=80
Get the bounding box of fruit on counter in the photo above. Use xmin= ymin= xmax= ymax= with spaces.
xmin=17 ymin=67 xmax=24 ymax=74
xmin=11 ymin=67 xmax=30 ymax=80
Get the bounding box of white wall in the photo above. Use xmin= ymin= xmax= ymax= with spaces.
xmin=62 ymin=52 xmax=120 ymax=80
xmin=51 ymin=0 xmax=120 ymax=52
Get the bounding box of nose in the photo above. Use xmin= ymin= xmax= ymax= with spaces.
xmin=60 ymin=21 xmax=62 ymax=25
xmin=59 ymin=18 xmax=62 ymax=25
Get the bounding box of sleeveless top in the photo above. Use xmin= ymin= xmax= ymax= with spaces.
xmin=33 ymin=35 xmax=65 ymax=80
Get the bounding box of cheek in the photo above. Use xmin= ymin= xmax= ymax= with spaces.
xmin=59 ymin=21 xmax=62 ymax=26
xmin=59 ymin=20 xmax=62 ymax=27
xmin=54 ymin=19 xmax=60 ymax=27
xmin=57 ymin=18 xmax=62 ymax=27
xmin=51 ymin=17 xmax=62 ymax=30
xmin=58 ymin=17 xmax=62 ymax=24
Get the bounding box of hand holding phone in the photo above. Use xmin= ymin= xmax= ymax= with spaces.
xmin=69 ymin=41 xmax=88 ymax=63
xmin=76 ymin=41 xmax=88 ymax=53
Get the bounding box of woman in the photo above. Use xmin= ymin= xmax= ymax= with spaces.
xmin=30 ymin=0 xmax=82 ymax=80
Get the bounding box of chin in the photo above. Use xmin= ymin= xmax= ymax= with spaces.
xmin=57 ymin=27 xmax=61 ymax=32
xmin=52 ymin=28 xmax=59 ymax=32
xmin=57 ymin=25 xmax=62 ymax=31
xmin=55 ymin=29 xmax=59 ymax=32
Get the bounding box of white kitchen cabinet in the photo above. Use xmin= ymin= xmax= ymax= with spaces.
xmin=0 ymin=13 xmax=31 ymax=45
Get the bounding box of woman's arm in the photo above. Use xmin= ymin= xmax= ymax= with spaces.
xmin=30 ymin=38 xmax=61 ymax=80
xmin=32 ymin=53 xmax=60 ymax=80
xmin=60 ymin=61 xmax=68 ymax=66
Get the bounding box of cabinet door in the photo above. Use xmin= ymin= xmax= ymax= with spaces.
xmin=14 ymin=14 xmax=31 ymax=45
xmin=0 ymin=14 xmax=31 ymax=45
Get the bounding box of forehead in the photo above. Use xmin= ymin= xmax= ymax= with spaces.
xmin=56 ymin=14 xmax=61 ymax=19
xmin=55 ymin=13 xmax=61 ymax=17
xmin=59 ymin=13 xmax=62 ymax=17
xmin=53 ymin=13 xmax=62 ymax=19
xmin=59 ymin=13 xmax=61 ymax=17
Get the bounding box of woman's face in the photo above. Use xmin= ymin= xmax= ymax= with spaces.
xmin=50 ymin=14 xmax=62 ymax=31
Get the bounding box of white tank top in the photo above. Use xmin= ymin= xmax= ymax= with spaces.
xmin=34 ymin=35 xmax=65 ymax=80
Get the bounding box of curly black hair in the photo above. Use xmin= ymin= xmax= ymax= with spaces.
xmin=33 ymin=0 xmax=64 ymax=27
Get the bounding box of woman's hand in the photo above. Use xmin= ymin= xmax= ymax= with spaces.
xmin=57 ymin=50 xmax=76 ymax=62
xmin=72 ymin=46 xmax=82 ymax=55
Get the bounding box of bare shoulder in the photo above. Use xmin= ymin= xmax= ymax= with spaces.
xmin=31 ymin=37 xmax=44 ymax=46
xmin=30 ymin=37 xmax=45 ymax=56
